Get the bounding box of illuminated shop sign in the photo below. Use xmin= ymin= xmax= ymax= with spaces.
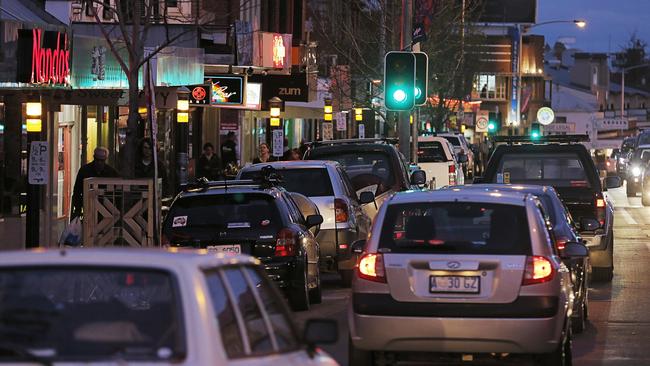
xmin=18 ymin=28 xmax=71 ymax=86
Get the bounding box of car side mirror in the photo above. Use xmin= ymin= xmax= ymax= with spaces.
xmin=561 ymin=241 xmax=589 ymax=258
xmin=410 ymin=170 xmax=427 ymax=185
xmin=458 ymin=154 xmax=468 ymax=163
xmin=605 ymin=176 xmax=622 ymax=189
xmin=303 ymin=319 xmax=338 ymax=358
xmin=351 ymin=239 xmax=366 ymax=254
xmin=306 ymin=214 xmax=324 ymax=228
xmin=359 ymin=191 xmax=375 ymax=204
xmin=580 ymin=218 xmax=600 ymax=231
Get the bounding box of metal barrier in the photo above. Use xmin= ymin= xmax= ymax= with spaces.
xmin=83 ymin=178 xmax=160 ymax=247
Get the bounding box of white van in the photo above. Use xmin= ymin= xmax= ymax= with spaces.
xmin=417 ymin=136 xmax=465 ymax=189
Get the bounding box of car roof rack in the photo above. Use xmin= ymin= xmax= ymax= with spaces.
xmin=307 ymin=137 xmax=398 ymax=147
xmin=492 ymin=134 xmax=590 ymax=145
xmin=182 ymin=166 xmax=283 ymax=192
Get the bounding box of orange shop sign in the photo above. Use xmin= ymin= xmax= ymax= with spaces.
xmin=254 ymin=32 xmax=292 ymax=72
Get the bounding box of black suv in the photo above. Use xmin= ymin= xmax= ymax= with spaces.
xmin=162 ymin=175 xmax=324 ymax=311
xmin=480 ymin=135 xmax=622 ymax=281
xmin=303 ymin=138 xmax=426 ymax=219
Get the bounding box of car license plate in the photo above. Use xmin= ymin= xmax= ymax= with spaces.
xmin=430 ymin=276 xmax=480 ymax=293
xmin=207 ymin=244 xmax=241 ymax=255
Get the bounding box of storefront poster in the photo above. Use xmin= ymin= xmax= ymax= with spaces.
xmin=322 ymin=123 xmax=334 ymax=140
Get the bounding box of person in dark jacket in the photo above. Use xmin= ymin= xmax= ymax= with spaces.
xmin=135 ymin=138 xmax=166 ymax=181
xmin=220 ymin=131 xmax=238 ymax=167
xmin=71 ymin=147 xmax=119 ymax=219
xmin=197 ymin=142 xmax=222 ymax=180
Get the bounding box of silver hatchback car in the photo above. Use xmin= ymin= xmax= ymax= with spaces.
xmin=348 ymin=188 xmax=588 ymax=365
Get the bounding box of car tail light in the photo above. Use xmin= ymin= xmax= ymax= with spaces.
xmin=358 ymin=253 xmax=386 ymax=283
xmin=449 ymin=164 xmax=457 ymax=185
xmin=335 ymin=198 xmax=349 ymax=223
xmin=522 ymin=256 xmax=555 ymax=285
xmin=596 ymin=195 xmax=606 ymax=226
xmin=555 ymin=237 xmax=569 ymax=251
xmin=275 ymin=228 xmax=298 ymax=257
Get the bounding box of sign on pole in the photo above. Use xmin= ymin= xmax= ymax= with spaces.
xmin=358 ymin=124 xmax=365 ymax=139
xmin=476 ymin=110 xmax=489 ymax=133
xmin=28 ymin=141 xmax=48 ymax=185
xmin=336 ymin=112 xmax=347 ymax=131
xmin=272 ymin=130 xmax=284 ymax=157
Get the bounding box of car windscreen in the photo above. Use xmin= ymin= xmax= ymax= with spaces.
xmin=240 ymin=168 xmax=334 ymax=197
xmin=441 ymin=136 xmax=461 ymax=146
xmin=379 ymin=202 xmax=532 ymax=255
xmin=418 ymin=141 xmax=448 ymax=163
xmin=164 ymin=193 xmax=282 ymax=242
xmin=632 ymin=148 xmax=650 ymax=162
xmin=308 ymin=151 xmax=394 ymax=195
xmin=493 ymin=153 xmax=591 ymax=188
xmin=0 ymin=267 xmax=184 ymax=361
xmin=638 ymin=134 xmax=650 ymax=146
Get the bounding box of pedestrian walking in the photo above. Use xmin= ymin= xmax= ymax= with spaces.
xmin=220 ymin=131 xmax=238 ymax=168
xmin=252 ymin=143 xmax=277 ymax=164
xmin=134 ymin=138 xmax=166 ymax=181
xmin=71 ymin=147 xmax=119 ymax=219
xmin=197 ymin=142 xmax=222 ymax=180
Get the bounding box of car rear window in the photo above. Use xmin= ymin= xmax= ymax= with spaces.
xmin=0 ymin=267 xmax=184 ymax=361
xmin=164 ymin=193 xmax=282 ymax=242
xmin=240 ymin=168 xmax=334 ymax=197
xmin=308 ymin=151 xmax=395 ymax=195
xmin=441 ymin=136 xmax=460 ymax=146
xmin=418 ymin=141 xmax=448 ymax=163
xmin=379 ymin=202 xmax=532 ymax=255
xmin=494 ymin=153 xmax=591 ymax=188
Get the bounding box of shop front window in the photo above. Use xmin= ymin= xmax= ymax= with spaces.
xmin=474 ymin=74 xmax=507 ymax=100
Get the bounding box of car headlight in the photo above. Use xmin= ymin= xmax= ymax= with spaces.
xmin=632 ymin=166 xmax=642 ymax=177
xmin=619 ymin=158 xmax=627 ymax=164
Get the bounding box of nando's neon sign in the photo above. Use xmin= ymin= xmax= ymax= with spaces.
xmin=30 ymin=29 xmax=71 ymax=86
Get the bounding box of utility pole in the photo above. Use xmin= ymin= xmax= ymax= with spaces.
xmin=398 ymin=0 xmax=412 ymax=160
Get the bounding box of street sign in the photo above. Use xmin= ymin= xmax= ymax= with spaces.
xmin=476 ymin=110 xmax=489 ymax=132
xmin=272 ymin=130 xmax=284 ymax=157
xmin=537 ymin=107 xmax=555 ymax=126
xmin=594 ymin=117 xmax=628 ymax=131
xmin=358 ymin=124 xmax=365 ymax=139
xmin=545 ymin=123 xmax=576 ymax=133
xmin=28 ymin=141 xmax=48 ymax=185
xmin=336 ymin=112 xmax=347 ymax=131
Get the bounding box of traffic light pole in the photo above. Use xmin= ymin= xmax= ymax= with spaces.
xmin=399 ymin=0 xmax=412 ymax=160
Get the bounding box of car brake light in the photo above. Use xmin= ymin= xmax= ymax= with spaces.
xmin=275 ymin=228 xmax=297 ymax=257
xmin=595 ymin=196 xmax=606 ymax=227
xmin=522 ymin=256 xmax=555 ymax=285
xmin=555 ymin=237 xmax=568 ymax=251
xmin=596 ymin=198 xmax=605 ymax=208
xmin=358 ymin=253 xmax=386 ymax=283
xmin=449 ymin=164 xmax=456 ymax=174
xmin=335 ymin=198 xmax=349 ymax=223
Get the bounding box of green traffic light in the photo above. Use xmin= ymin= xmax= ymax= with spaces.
xmin=531 ymin=131 xmax=540 ymax=139
xmin=393 ymin=89 xmax=407 ymax=103
xmin=414 ymin=87 xmax=422 ymax=99
xmin=488 ymin=122 xmax=496 ymax=132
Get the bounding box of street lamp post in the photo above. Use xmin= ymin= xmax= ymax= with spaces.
xmin=620 ymin=63 xmax=650 ymax=117
xmin=25 ymin=100 xmax=43 ymax=248
xmin=515 ymin=19 xmax=586 ymax=130
xmin=176 ymin=87 xmax=190 ymax=187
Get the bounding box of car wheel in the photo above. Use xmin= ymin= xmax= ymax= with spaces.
xmin=642 ymin=192 xmax=650 ymax=206
xmin=340 ymin=269 xmax=354 ymax=287
xmin=349 ymin=337 xmax=373 ymax=366
xmin=309 ymin=262 xmax=322 ymax=304
xmin=572 ymin=300 xmax=586 ymax=334
xmin=288 ymin=258 xmax=310 ymax=312
xmin=536 ymin=320 xmax=573 ymax=366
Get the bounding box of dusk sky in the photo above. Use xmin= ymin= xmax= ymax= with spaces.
xmin=536 ymin=0 xmax=650 ymax=53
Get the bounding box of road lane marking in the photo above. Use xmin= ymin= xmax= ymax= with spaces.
xmin=620 ymin=208 xmax=638 ymax=225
